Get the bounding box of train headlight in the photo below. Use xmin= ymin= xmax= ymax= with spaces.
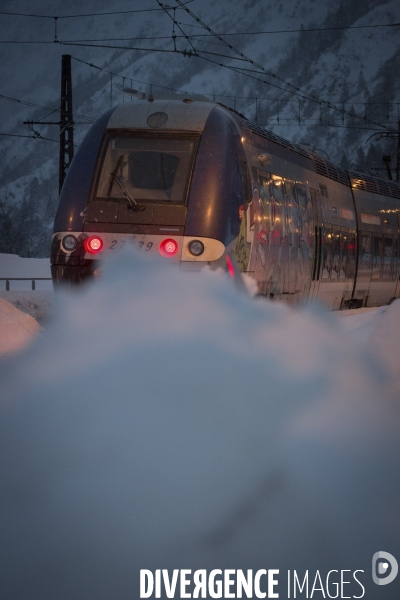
xmin=188 ymin=240 xmax=204 ymax=256
xmin=62 ymin=234 xmax=78 ymax=252
xmin=84 ymin=235 xmax=103 ymax=254
xmin=159 ymin=238 xmax=178 ymax=257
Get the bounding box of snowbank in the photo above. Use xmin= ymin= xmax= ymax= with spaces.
xmin=0 ymin=297 xmax=42 ymax=357
xmin=0 ymin=253 xmax=51 ymax=291
xmin=0 ymin=248 xmax=399 ymax=599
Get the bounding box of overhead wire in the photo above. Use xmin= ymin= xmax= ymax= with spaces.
xmin=0 ymin=92 xmax=95 ymax=123
xmin=0 ymin=2 xmax=195 ymax=20
xmin=0 ymin=8 xmax=164 ymax=19
xmin=171 ymin=0 xmax=397 ymax=133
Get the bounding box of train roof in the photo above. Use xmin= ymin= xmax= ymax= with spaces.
xmin=107 ymin=94 xmax=216 ymax=133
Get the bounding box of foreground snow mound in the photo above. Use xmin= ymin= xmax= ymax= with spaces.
xmin=0 ymin=297 xmax=41 ymax=356
xmin=0 ymin=249 xmax=399 ymax=599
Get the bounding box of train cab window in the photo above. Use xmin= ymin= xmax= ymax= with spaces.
xmin=359 ymin=233 xmax=372 ymax=281
xmin=371 ymin=235 xmax=383 ymax=281
xmin=93 ymin=134 xmax=199 ymax=205
xmin=382 ymin=236 xmax=393 ymax=281
xmin=331 ymin=229 xmax=340 ymax=281
xmin=321 ymin=226 xmax=332 ymax=281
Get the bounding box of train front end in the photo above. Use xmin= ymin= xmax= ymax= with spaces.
xmin=51 ymin=96 xmax=248 ymax=287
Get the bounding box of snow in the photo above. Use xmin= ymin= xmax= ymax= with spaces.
xmin=0 ymin=253 xmax=52 ymax=291
xmin=0 ymin=247 xmax=399 ymax=598
xmin=0 ymin=297 xmax=42 ymax=357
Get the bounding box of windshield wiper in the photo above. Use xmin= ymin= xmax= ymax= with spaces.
xmin=106 ymin=154 xmax=145 ymax=211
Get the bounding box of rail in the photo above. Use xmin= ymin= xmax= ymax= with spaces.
xmin=0 ymin=278 xmax=52 ymax=291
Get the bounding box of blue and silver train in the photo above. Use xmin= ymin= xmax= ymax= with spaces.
xmin=52 ymin=94 xmax=400 ymax=309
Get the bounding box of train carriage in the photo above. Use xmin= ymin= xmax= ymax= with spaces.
xmin=51 ymin=94 xmax=400 ymax=309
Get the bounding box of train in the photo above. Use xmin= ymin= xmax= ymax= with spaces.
xmin=51 ymin=93 xmax=400 ymax=309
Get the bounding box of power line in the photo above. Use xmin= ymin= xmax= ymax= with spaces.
xmin=172 ymin=0 xmax=397 ymax=133
xmin=71 ymin=55 xmax=191 ymax=94
xmin=173 ymin=21 xmax=400 ymax=35
xmin=69 ymin=56 xmax=400 ymax=130
xmin=0 ymin=92 xmax=95 ymax=123
xmin=0 ymin=8 xmax=164 ymax=20
xmin=0 ymin=131 xmax=59 ymax=143
xmin=0 ymin=2 xmax=195 ymax=20
xmin=0 ymin=132 xmax=39 ymax=138
xmin=3 ymin=18 xmax=399 ymax=45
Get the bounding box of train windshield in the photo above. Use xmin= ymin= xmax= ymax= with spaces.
xmin=93 ymin=134 xmax=199 ymax=205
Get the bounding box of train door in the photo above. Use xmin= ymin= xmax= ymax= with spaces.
xmin=254 ymin=171 xmax=273 ymax=294
xmin=395 ymin=235 xmax=400 ymax=299
xmin=321 ymin=226 xmax=333 ymax=281
xmin=355 ymin=232 xmax=372 ymax=306
xmin=295 ymin=183 xmax=314 ymax=299
xmin=283 ymin=179 xmax=298 ymax=294
xmin=309 ymin=188 xmax=322 ymax=301
xmin=368 ymin=234 xmax=383 ymax=305
xmin=268 ymin=175 xmax=285 ymax=296
xmin=381 ymin=235 xmax=397 ymax=303
xmin=345 ymin=229 xmax=357 ymax=302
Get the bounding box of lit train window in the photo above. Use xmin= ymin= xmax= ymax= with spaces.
xmin=93 ymin=134 xmax=199 ymax=205
xmin=331 ymin=229 xmax=340 ymax=281
xmin=321 ymin=226 xmax=332 ymax=281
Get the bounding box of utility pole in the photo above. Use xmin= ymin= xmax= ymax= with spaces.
xmin=382 ymin=155 xmax=393 ymax=180
xmin=396 ymin=120 xmax=400 ymax=182
xmin=59 ymin=54 xmax=74 ymax=194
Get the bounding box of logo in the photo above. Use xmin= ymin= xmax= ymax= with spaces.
xmin=372 ymin=552 xmax=398 ymax=585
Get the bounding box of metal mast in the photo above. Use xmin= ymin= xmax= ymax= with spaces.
xmin=59 ymin=54 xmax=74 ymax=194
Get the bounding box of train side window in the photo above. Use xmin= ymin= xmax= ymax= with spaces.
xmin=271 ymin=176 xmax=284 ymax=202
xmin=321 ymin=226 xmax=332 ymax=281
xmin=240 ymin=162 xmax=252 ymax=205
xmin=284 ymin=179 xmax=297 ymax=204
xmin=339 ymin=228 xmax=348 ymax=281
xmin=331 ymin=229 xmax=340 ymax=281
xmin=359 ymin=233 xmax=372 ymax=280
xmin=346 ymin=230 xmax=356 ymax=280
xmin=382 ymin=236 xmax=393 ymax=282
xmin=319 ymin=184 xmax=329 ymax=198
xmin=258 ymin=173 xmax=272 ymax=232
xmin=372 ymin=235 xmax=383 ymax=281
xmin=296 ymin=183 xmax=307 ymax=211
xmin=394 ymin=237 xmax=399 ymax=281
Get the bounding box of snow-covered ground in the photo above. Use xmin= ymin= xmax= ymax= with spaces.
xmin=0 ymin=249 xmax=399 ymax=598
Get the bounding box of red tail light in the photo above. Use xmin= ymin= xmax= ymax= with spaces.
xmin=84 ymin=235 xmax=103 ymax=254
xmin=159 ymin=238 xmax=178 ymax=257
xmin=226 ymin=254 xmax=235 ymax=279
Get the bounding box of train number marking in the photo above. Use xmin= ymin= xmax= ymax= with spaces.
xmin=108 ymin=239 xmax=153 ymax=251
